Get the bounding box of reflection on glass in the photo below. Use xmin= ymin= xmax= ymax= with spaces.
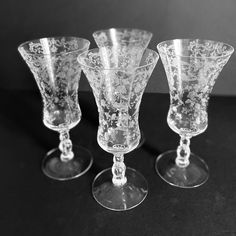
xmin=18 ymin=36 xmax=93 ymax=180
xmin=78 ymin=47 xmax=158 ymax=210
xmin=93 ymin=28 xmax=153 ymax=148
xmin=156 ymin=39 xmax=234 ymax=188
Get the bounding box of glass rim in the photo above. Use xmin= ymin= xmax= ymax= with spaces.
xmin=92 ymin=28 xmax=153 ymax=43
xmin=157 ymin=38 xmax=234 ymax=59
xmin=17 ymin=36 xmax=90 ymax=56
xmin=77 ymin=47 xmax=159 ymax=72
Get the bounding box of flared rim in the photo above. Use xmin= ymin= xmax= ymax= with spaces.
xmin=93 ymin=28 xmax=153 ymax=43
xmin=77 ymin=47 xmax=159 ymax=71
xmin=157 ymin=38 xmax=234 ymax=59
xmin=18 ymin=36 xmax=90 ymax=56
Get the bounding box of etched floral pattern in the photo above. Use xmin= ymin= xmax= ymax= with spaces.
xmin=18 ymin=37 xmax=90 ymax=131
xmin=93 ymin=28 xmax=152 ymax=49
xmin=93 ymin=28 xmax=153 ymax=70
xmin=157 ymin=39 xmax=234 ymax=137
xmin=79 ymin=48 xmax=158 ymax=154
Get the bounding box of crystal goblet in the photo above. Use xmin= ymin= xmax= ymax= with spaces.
xmin=93 ymin=28 xmax=153 ymax=147
xmin=18 ymin=36 xmax=93 ymax=180
xmin=78 ymin=47 xmax=158 ymax=210
xmin=156 ymin=39 xmax=234 ymax=188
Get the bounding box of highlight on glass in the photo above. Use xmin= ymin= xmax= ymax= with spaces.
xmin=93 ymin=28 xmax=153 ymax=148
xmin=18 ymin=36 xmax=93 ymax=180
xmin=93 ymin=28 xmax=153 ymax=50
xmin=78 ymin=47 xmax=158 ymax=211
xmin=156 ymin=39 xmax=234 ymax=188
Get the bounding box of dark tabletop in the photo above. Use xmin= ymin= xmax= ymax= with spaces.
xmin=1 ymin=90 xmax=236 ymax=236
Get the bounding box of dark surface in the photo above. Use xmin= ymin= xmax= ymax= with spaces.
xmin=1 ymin=90 xmax=236 ymax=236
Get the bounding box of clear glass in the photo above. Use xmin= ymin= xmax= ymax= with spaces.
xmin=18 ymin=36 xmax=93 ymax=180
xmin=93 ymin=28 xmax=152 ymax=52
xmin=78 ymin=47 xmax=158 ymax=210
xmin=156 ymin=39 xmax=234 ymax=188
xmin=93 ymin=28 xmax=153 ymax=147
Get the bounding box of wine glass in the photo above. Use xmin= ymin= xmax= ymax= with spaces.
xmin=93 ymin=28 xmax=153 ymax=148
xmin=18 ymin=36 xmax=93 ymax=180
xmin=156 ymin=39 xmax=234 ymax=188
xmin=78 ymin=47 xmax=158 ymax=210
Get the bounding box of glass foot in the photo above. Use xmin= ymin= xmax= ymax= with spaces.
xmin=155 ymin=150 xmax=209 ymax=188
xmin=42 ymin=145 xmax=93 ymax=180
xmin=92 ymin=167 xmax=148 ymax=211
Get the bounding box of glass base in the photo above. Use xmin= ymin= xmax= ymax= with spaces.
xmin=92 ymin=167 xmax=148 ymax=211
xmin=42 ymin=145 xmax=93 ymax=181
xmin=155 ymin=150 xmax=209 ymax=188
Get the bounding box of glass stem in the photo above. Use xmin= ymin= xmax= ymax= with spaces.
xmin=112 ymin=153 xmax=127 ymax=187
xmin=176 ymin=135 xmax=191 ymax=168
xmin=59 ymin=130 xmax=74 ymax=162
